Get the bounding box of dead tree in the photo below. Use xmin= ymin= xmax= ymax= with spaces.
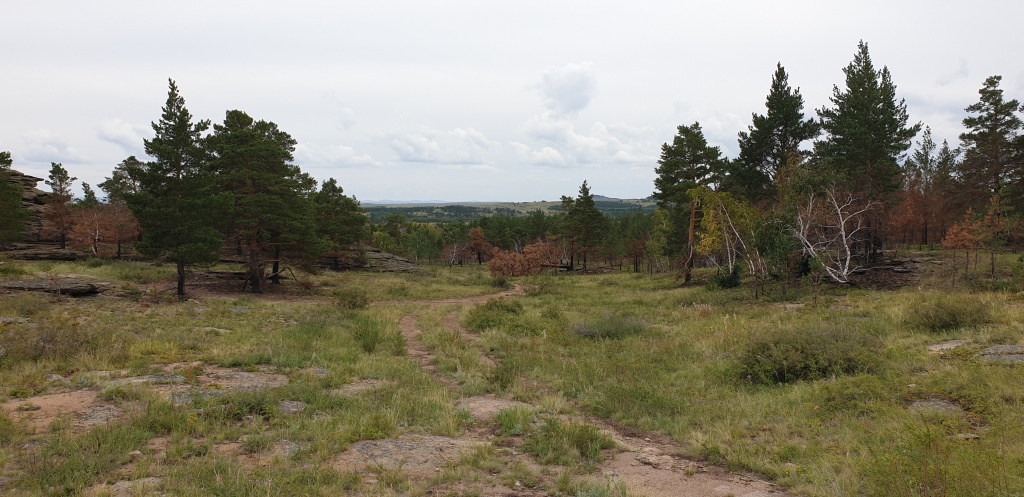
xmin=793 ymin=189 xmax=877 ymax=284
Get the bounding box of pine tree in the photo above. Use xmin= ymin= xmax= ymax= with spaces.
xmin=564 ymin=180 xmax=607 ymax=270
xmin=126 ymin=79 xmax=226 ymax=300
xmin=42 ymin=162 xmax=77 ymax=249
xmin=0 ymin=151 xmax=30 ymax=246
xmin=815 ymin=41 xmax=921 ymax=202
xmin=314 ymin=177 xmax=365 ymax=270
xmin=99 ymin=156 xmax=145 ymax=202
xmin=208 ymin=110 xmax=325 ymax=293
xmin=653 ymin=122 xmax=726 ymax=282
xmin=958 ymin=75 xmax=1023 ymax=210
xmin=735 ymin=63 xmax=819 ymax=202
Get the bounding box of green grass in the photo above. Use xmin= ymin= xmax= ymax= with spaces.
xmin=0 ymin=255 xmax=1022 ymax=496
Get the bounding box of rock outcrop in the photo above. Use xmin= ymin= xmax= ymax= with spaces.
xmin=6 ymin=169 xmax=49 ymax=243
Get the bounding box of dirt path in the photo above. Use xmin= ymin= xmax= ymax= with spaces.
xmin=393 ymin=286 xmax=790 ymax=497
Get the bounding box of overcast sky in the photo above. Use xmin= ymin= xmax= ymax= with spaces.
xmin=3 ymin=1 xmax=1023 ymax=202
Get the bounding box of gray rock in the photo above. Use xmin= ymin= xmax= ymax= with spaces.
xmin=979 ymin=345 xmax=1024 ymax=364
xmin=928 ymin=340 xmax=966 ymax=354
xmin=0 ymin=317 xmax=29 ymax=324
xmin=111 ymin=374 xmax=186 ymax=385
xmin=0 ymin=278 xmax=99 ymax=295
xmin=909 ymin=399 xmax=964 ymax=415
xmin=980 ymin=345 xmax=1024 ymax=355
xmin=230 ymin=307 xmax=249 ymax=314
xmin=956 ymin=433 xmax=980 ymax=441
xmin=828 ymin=305 xmax=852 ymax=310
xmin=278 ymin=400 xmax=305 ymax=415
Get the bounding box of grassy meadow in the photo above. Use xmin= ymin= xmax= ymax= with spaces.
xmin=0 ymin=252 xmax=1021 ymax=496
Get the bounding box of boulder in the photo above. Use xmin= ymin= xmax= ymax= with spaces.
xmin=0 ymin=278 xmax=101 ymax=295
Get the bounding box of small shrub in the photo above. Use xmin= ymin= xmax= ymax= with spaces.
xmin=352 ymin=316 xmax=384 ymax=353
xmin=495 ymin=406 xmax=536 ymax=436
xmin=487 ymin=362 xmax=521 ymax=391
xmin=571 ymin=313 xmax=645 ymax=340
xmin=905 ymin=294 xmax=990 ymax=332
xmin=0 ymin=315 xmax=97 ymax=361
xmin=706 ymin=265 xmax=742 ymax=290
xmin=464 ymin=298 xmax=524 ymax=332
xmin=0 ymin=259 xmax=27 ymax=278
xmin=1 ymin=293 xmax=52 ymax=317
xmin=523 ymin=418 xmax=615 ymax=466
xmin=330 ymin=287 xmax=370 ymax=310
xmin=241 ymin=433 xmax=275 ymax=453
xmin=491 ymin=276 xmax=511 ymax=289
xmin=738 ymin=323 xmax=881 ymax=385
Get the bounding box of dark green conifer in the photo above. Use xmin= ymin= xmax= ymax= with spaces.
xmin=126 ymin=79 xmax=226 ymax=300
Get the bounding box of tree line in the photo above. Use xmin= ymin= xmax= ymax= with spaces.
xmin=2 ymin=80 xmax=365 ymax=299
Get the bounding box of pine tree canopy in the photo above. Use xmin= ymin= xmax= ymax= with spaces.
xmin=958 ymin=75 xmax=1023 ymax=206
xmin=736 ymin=63 xmax=819 ymax=201
xmin=815 ymin=41 xmax=921 ymax=202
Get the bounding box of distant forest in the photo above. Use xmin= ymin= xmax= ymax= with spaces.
xmin=363 ymin=200 xmax=656 ymax=223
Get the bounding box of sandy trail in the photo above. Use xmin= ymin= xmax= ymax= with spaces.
xmin=394 ymin=285 xmax=790 ymax=497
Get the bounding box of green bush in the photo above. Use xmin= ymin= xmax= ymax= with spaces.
xmin=706 ymin=265 xmax=742 ymax=290
xmin=0 ymin=259 xmax=27 ymax=278
xmin=522 ymin=418 xmax=615 ymax=466
xmin=464 ymin=298 xmax=524 ymax=332
xmin=353 ymin=316 xmax=385 ymax=353
xmin=738 ymin=323 xmax=881 ymax=385
xmin=905 ymin=294 xmax=990 ymax=332
xmin=571 ymin=313 xmax=646 ymax=340
xmin=495 ymin=406 xmax=536 ymax=435
xmin=330 ymin=287 xmax=370 ymax=309
xmin=0 ymin=315 xmax=97 ymax=361
xmin=491 ymin=276 xmax=511 ymax=289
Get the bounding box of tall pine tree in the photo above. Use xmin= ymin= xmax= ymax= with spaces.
xmin=653 ymin=122 xmax=726 ymax=282
xmin=815 ymin=41 xmax=921 ymax=202
xmin=735 ymin=63 xmax=819 ymax=202
xmin=208 ymin=110 xmax=325 ymax=293
xmin=126 ymin=79 xmax=226 ymax=300
xmin=958 ymin=75 xmax=1023 ymax=210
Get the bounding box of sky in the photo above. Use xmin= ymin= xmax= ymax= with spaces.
xmin=3 ymin=1 xmax=1023 ymax=202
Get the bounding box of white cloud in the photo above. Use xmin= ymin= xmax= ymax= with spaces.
xmin=97 ymin=118 xmax=149 ymax=155
xmin=537 ymin=62 xmax=597 ymax=117
xmin=387 ymin=127 xmax=501 ymax=165
xmin=294 ymin=143 xmax=382 ymax=168
xmin=511 ymin=142 xmax=566 ymax=166
xmin=20 ymin=129 xmax=85 ymax=164
xmin=515 ymin=113 xmax=656 ymax=167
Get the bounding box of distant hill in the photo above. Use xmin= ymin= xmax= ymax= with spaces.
xmin=362 ymin=197 xmax=657 ymax=223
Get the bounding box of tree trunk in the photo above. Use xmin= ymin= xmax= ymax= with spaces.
xmin=271 ymin=246 xmax=281 ymax=285
xmin=682 ymin=201 xmax=697 ymax=283
xmin=176 ymin=259 xmax=186 ymax=301
xmin=249 ymin=244 xmax=262 ymax=294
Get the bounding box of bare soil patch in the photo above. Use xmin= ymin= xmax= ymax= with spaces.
xmin=459 ymin=395 xmax=532 ymax=423
xmin=1 ymin=390 xmax=120 ymax=434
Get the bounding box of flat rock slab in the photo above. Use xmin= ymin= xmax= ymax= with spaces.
xmin=278 ymin=400 xmax=305 ymax=415
xmin=980 ymin=345 xmax=1024 ymax=364
xmin=334 ymin=434 xmax=483 ymax=475
xmin=909 ymin=399 xmax=964 ymax=415
xmin=111 ymin=374 xmax=186 ymax=386
xmin=330 ymin=379 xmax=394 ymax=397
xmin=0 ymin=278 xmax=100 ymax=295
xmin=85 ymin=477 xmax=163 ymax=497
xmin=928 ymin=340 xmax=966 ymax=354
